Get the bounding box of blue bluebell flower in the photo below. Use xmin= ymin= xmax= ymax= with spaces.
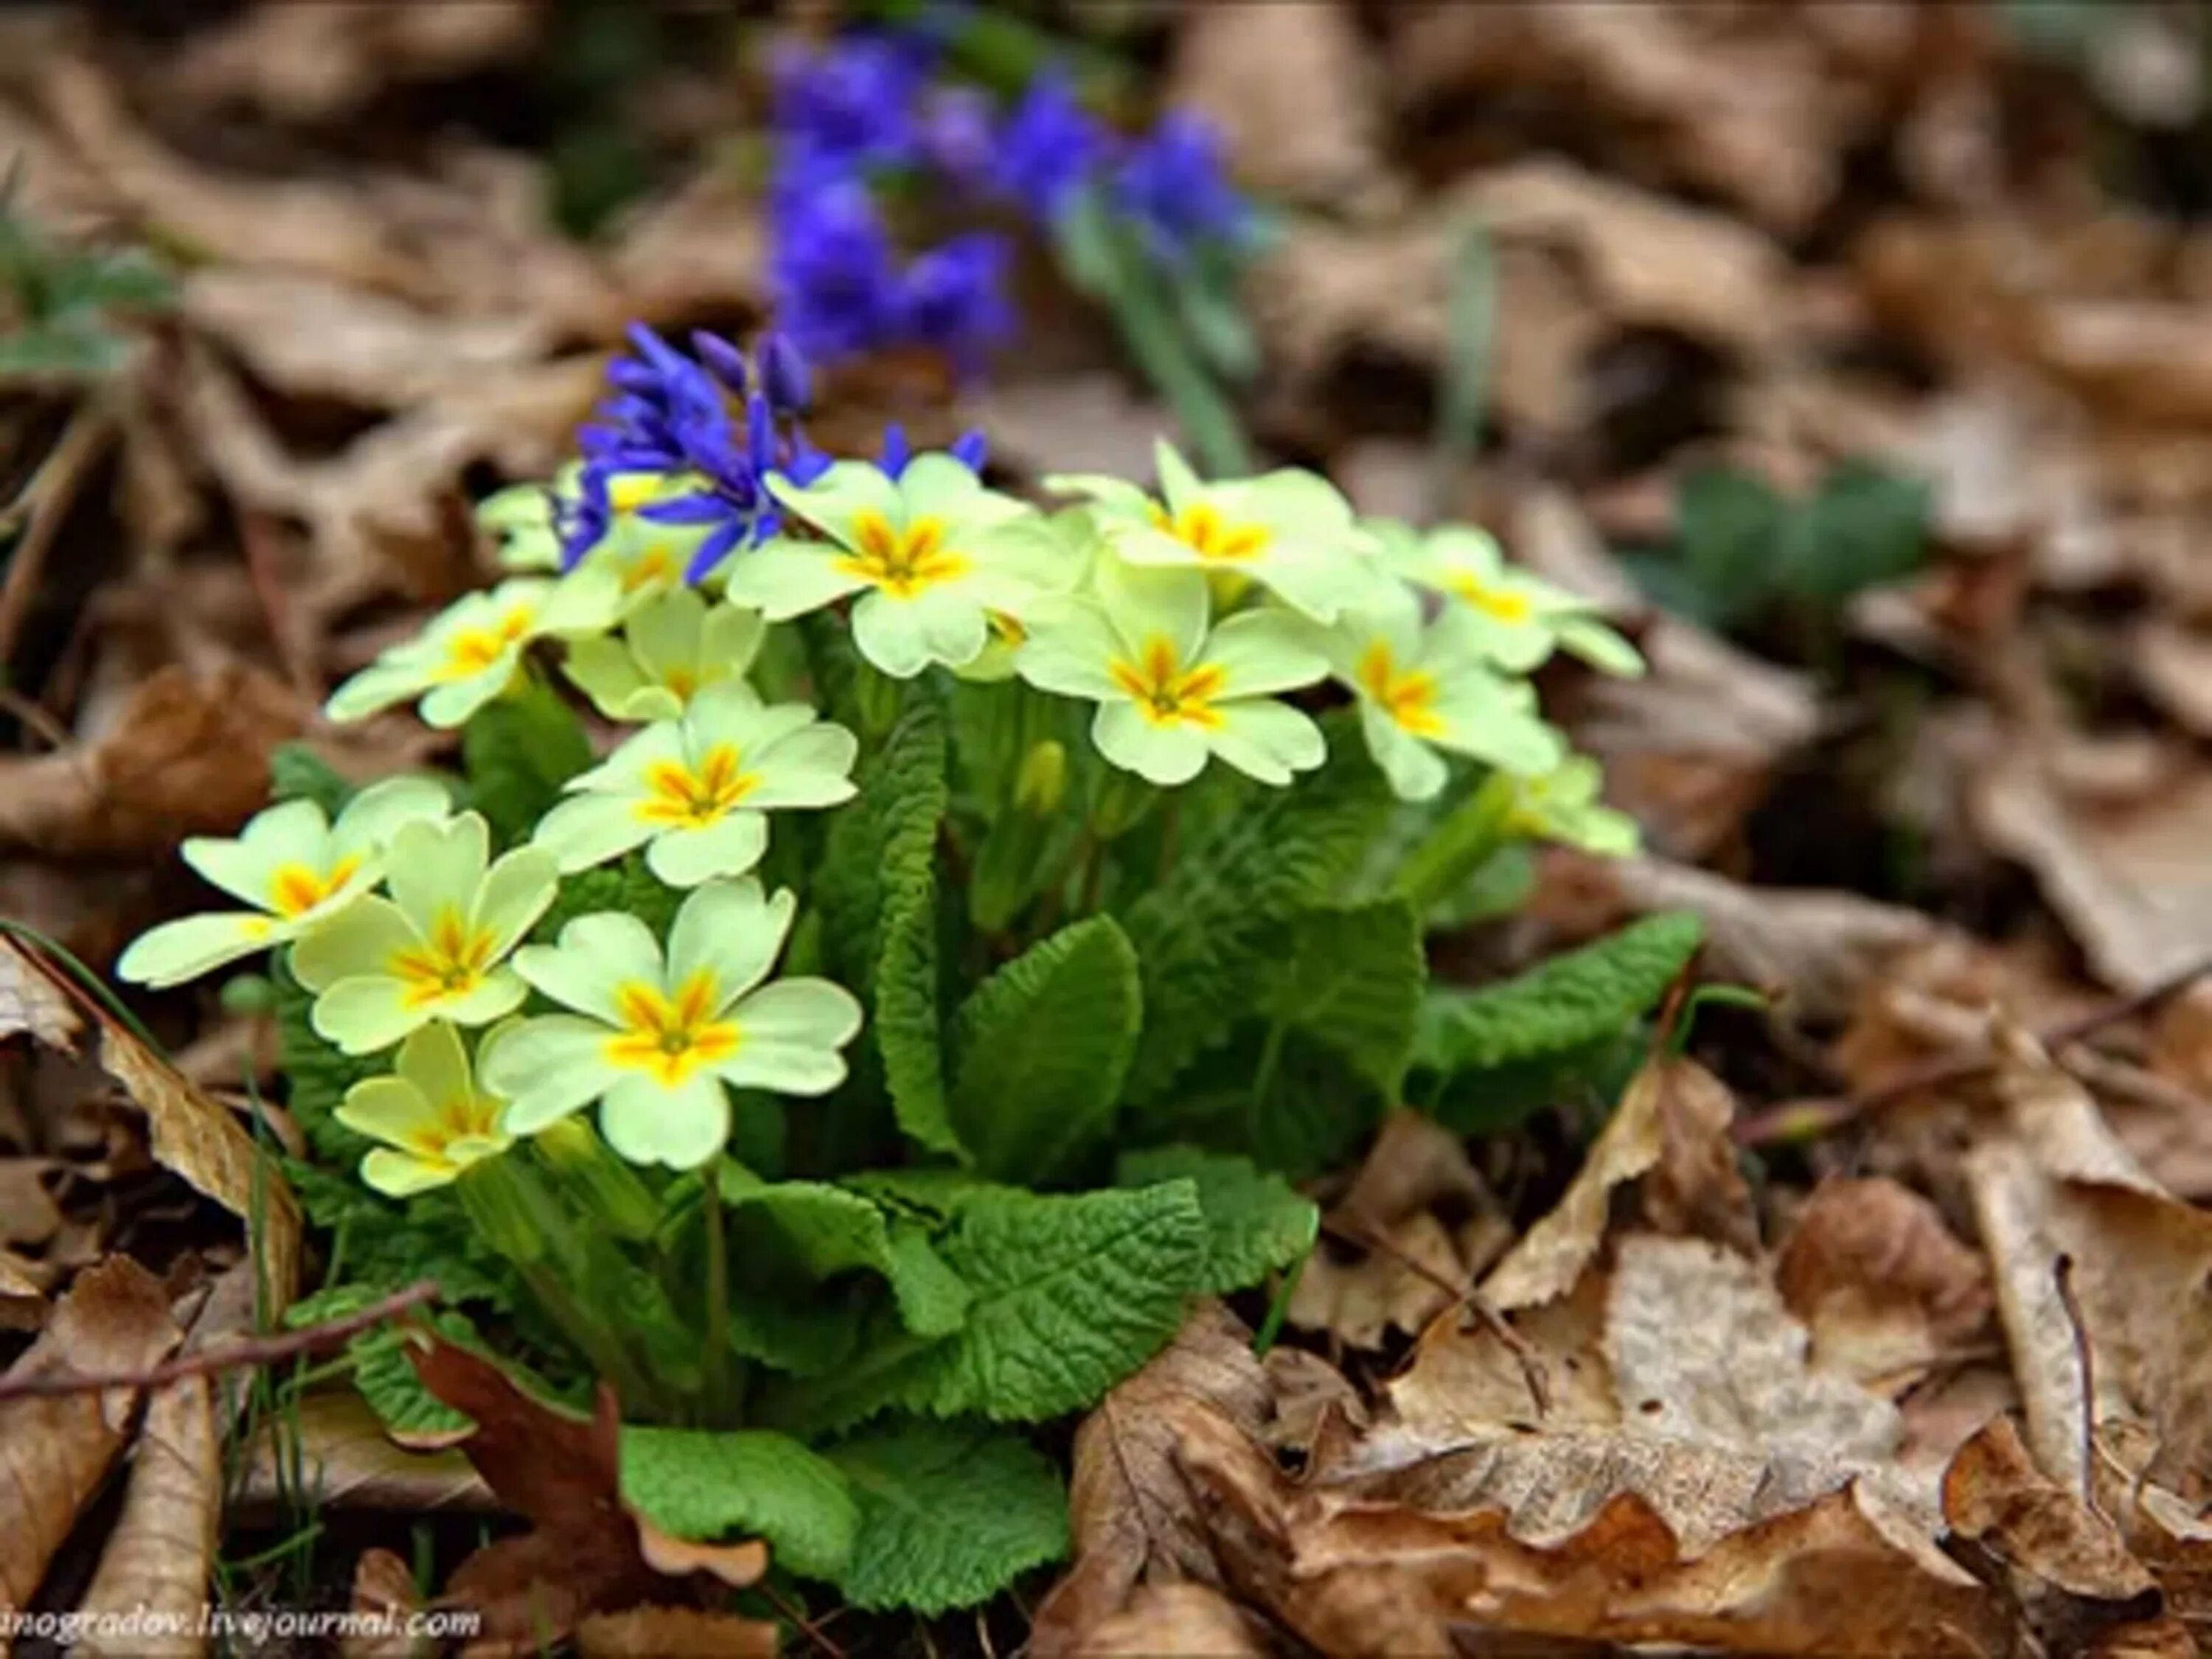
xmin=759 ymin=331 xmax=813 ymax=415
xmin=918 ymin=86 xmax=998 ymax=195
xmin=769 ymin=171 xmax=905 ymax=363
xmin=992 ymin=70 xmax=1105 ymax=223
xmin=1113 ymin=111 xmax=1249 ymax=265
xmin=896 ymin=233 xmax=1014 ymax=376
xmin=770 ymin=34 xmax=932 ymax=173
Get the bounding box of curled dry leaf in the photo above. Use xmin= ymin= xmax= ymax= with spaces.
xmin=1966 ymin=1026 xmax=2212 ymax=1501
xmin=1029 ymin=1303 xmax=1273 ymax=1659
xmin=234 ymin=1393 xmax=490 ymax=1518
xmin=1081 ymin=1583 xmax=1273 ymax=1658
xmin=0 ymin=1256 xmax=181 ymax=1615
xmin=1941 ymin=1416 xmax=2180 ymax=1658
xmin=1775 ymin=1176 xmax=1992 ymax=1394
xmin=1287 ymin=1112 xmax=1509 ymax=1352
xmin=72 ymin=1262 xmax=262 ymax=1659
xmin=342 ymin=1548 xmax=424 ymax=1659
xmin=0 ymin=664 xmax=303 ymax=860
xmin=1178 ymin=1401 xmax=2002 ymax=1659
xmin=167 ymin=1 xmax=535 ymax=123
xmin=1 ymin=938 xmax=303 ymax=1310
xmin=1169 ymin=1 xmax=1390 ymax=212
xmin=1972 ymin=734 xmax=2212 ymax=995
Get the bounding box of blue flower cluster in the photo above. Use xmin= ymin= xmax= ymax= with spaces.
xmin=559 ymin=325 xmax=987 ymax=575
xmin=767 ymin=31 xmax=1251 ymax=375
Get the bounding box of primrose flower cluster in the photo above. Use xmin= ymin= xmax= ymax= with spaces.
xmin=119 ymin=325 xmax=1639 ymax=1207
xmin=768 ymin=24 xmax=1251 ymax=373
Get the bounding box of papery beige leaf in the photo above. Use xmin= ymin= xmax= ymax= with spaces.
xmin=1608 ymin=1235 xmax=1902 ymax=1471
xmin=72 ymin=1262 xmax=263 ymax=1658
xmin=1480 ymin=1053 xmax=1746 ymax=1312
xmin=0 ymin=936 xmax=84 ymax=1049
xmin=167 ymin=2 xmax=535 ymax=122
xmin=1941 ymin=1416 xmax=2177 ymax=1657
xmin=1776 ymin=1177 xmax=1992 ymax=1394
xmin=1082 ymin=1583 xmax=1273 ymax=1658
xmin=97 ymin=1025 xmax=302 ymax=1312
xmin=1969 ymin=1029 xmax=2212 ymax=1510
xmin=0 ymin=1256 xmax=182 ymax=1614
xmin=1169 ymin=2 xmax=1389 ymax=211
xmin=572 ymin=1607 xmax=779 ymax=1659
xmin=0 ymin=665 xmax=303 ymax=860
xmin=1029 ymin=1304 xmax=1273 ymax=1659
xmin=1178 ymin=1402 xmax=2002 ymax=1658
xmin=342 ymin=1548 xmax=425 ymax=1659
xmin=236 ymin=1394 xmax=491 ymax=1517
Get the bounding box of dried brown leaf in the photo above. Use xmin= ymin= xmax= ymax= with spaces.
xmin=1942 ymin=1416 xmax=2176 ymax=1656
xmin=1776 ymin=1177 xmax=1992 ymax=1394
xmin=0 ymin=937 xmax=84 ymax=1050
xmin=343 ymin=1548 xmax=425 ymax=1659
xmin=572 ymin=1607 xmax=779 ymax=1659
xmin=1081 ymin=1583 xmax=1274 ymax=1658
xmin=167 ymin=3 xmax=535 ymax=123
xmin=0 ymin=665 xmax=303 ymax=860
xmin=1169 ymin=2 xmax=1389 ymax=212
xmin=1029 ymin=1304 xmax=1273 ymax=1659
xmin=72 ymin=1263 xmax=260 ymax=1658
xmin=235 ymin=1394 xmax=490 ymax=1517
xmin=0 ymin=1256 xmax=181 ymax=1613
xmin=1180 ymin=1402 xmax=2002 ymax=1658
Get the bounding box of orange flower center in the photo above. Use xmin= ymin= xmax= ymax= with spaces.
xmin=1355 ymin=641 xmax=1444 ymax=738
xmin=267 ymin=855 xmax=362 ymax=919
xmin=441 ymin=606 xmax=536 ymax=678
xmin=389 ymin=909 xmax=498 ymax=1006
xmin=604 ymin=973 xmax=740 ymax=1087
xmin=636 ymin=745 xmax=759 ymax=828
xmin=1449 ymin=574 xmax=1534 ymax=625
xmin=1109 ymin=636 xmax=1228 ymax=730
xmin=1150 ymin=501 xmax=1270 ymax=562
xmin=837 ymin=512 xmax=970 ymax=599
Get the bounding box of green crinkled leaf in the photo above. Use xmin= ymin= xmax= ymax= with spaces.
xmin=947 ymin=916 xmax=1141 ymax=1185
xmin=286 ymin=1286 xmax=477 ymax=1440
xmin=824 ymin=1421 xmax=1068 ymax=1614
xmin=266 ymin=743 xmax=357 ymax=817
xmin=817 ymin=696 xmax=958 ymax=1157
xmin=719 ymin=1166 xmax=972 ymax=1340
xmin=1259 ymin=898 xmax=1423 ymax=1096
xmin=535 ymin=854 xmax=682 ymax=943
xmin=1413 ymin=912 xmax=1703 ymax=1077
xmin=1116 ymin=1146 xmax=1315 ymax=1295
xmin=274 ymin=958 xmax=378 ymax=1163
xmin=620 ymin=1427 xmax=858 ymax=1582
xmin=768 ymin=1181 xmax=1206 ymax=1433
xmin=1121 ymin=728 xmax=1391 ymax=1104
xmin=461 ymin=677 xmax=591 ymax=846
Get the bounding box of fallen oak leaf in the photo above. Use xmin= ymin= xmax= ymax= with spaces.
xmin=0 ymin=1256 xmax=181 ymax=1615
xmin=234 ymin=1393 xmax=489 ymax=1519
xmin=343 ymin=1548 xmax=425 ymax=1659
xmin=573 ymin=1607 xmax=779 ymax=1659
xmin=1082 ymin=1583 xmax=1273 ymax=1658
xmin=1029 ymin=1303 xmax=1273 ymax=1659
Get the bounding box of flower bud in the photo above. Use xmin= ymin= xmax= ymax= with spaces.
xmin=1014 ymin=740 xmax=1068 ymax=816
xmin=759 ymin=332 xmax=812 ymax=414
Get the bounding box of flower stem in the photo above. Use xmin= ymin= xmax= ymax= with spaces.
xmin=1394 ymin=771 xmax=1517 ymax=916
xmin=701 ymin=1165 xmax=731 ymax=1425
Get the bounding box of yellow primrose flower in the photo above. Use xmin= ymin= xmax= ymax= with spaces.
xmin=1502 ymin=754 xmax=1641 ymax=855
xmin=552 ymin=470 xmax=720 ymax=626
xmin=477 ymin=473 xmax=568 ymax=573
xmin=324 ymin=578 xmax=608 ymax=730
xmin=335 ymin=1019 xmax=515 ymax=1197
xmin=728 ymin=456 xmax=1061 ymax=679
xmin=1046 ymin=439 xmax=1384 ymax=625
xmin=560 ymin=588 xmax=766 ymax=723
xmin=291 ymin=813 xmax=557 ymax=1056
xmin=1379 ymin=521 xmax=1644 ymax=678
xmin=950 ymin=507 xmax=1100 ymax=685
xmin=1016 ymin=558 xmax=1328 ymax=788
xmin=1321 ymin=582 xmax=1564 ymax=803
xmin=116 ymin=778 xmax=451 ymax=989
xmin=532 ymin=681 xmax=858 ymax=887
xmin=483 ymin=879 xmax=863 ymax=1169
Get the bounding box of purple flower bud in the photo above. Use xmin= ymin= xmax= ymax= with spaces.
xmin=950 ymin=428 xmax=989 ymax=472
xmin=759 ymin=331 xmax=814 ymax=414
xmin=691 ymin=330 xmax=750 ymax=396
xmin=879 ymin=422 xmax=913 ymax=477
